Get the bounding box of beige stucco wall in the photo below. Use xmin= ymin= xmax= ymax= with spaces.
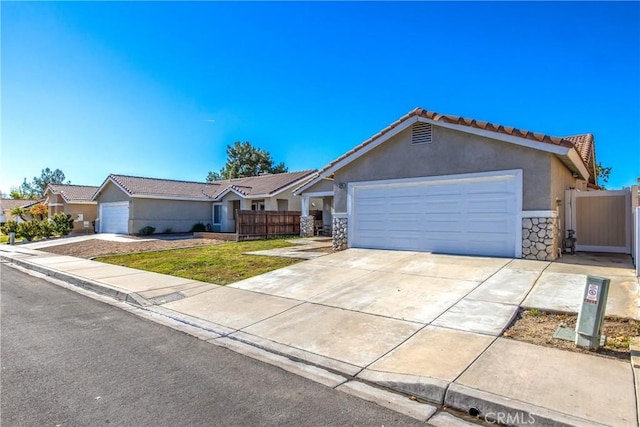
xmin=96 ymin=182 xmax=130 ymax=203
xmin=65 ymin=203 xmax=98 ymax=233
xmin=130 ymin=198 xmax=212 ymax=234
xmin=328 ymin=125 xmax=554 ymax=213
xmin=303 ymin=178 xmax=333 ymax=193
xmin=549 ymin=155 xmax=587 ymax=239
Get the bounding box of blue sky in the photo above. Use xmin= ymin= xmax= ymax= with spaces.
xmin=2 ymin=1 xmax=639 ymax=192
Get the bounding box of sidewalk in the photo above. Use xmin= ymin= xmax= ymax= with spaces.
xmin=1 ymin=245 xmax=637 ymax=426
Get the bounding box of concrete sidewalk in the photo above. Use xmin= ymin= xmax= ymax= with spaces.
xmin=1 ymin=246 xmax=637 ymax=426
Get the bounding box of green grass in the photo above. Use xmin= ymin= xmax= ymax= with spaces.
xmin=95 ymin=239 xmax=302 ymax=285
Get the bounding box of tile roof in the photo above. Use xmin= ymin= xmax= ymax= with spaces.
xmin=315 ymin=107 xmax=592 ymax=177
xmin=47 ymin=184 xmax=100 ymax=202
xmin=0 ymin=198 xmax=39 ymax=211
xmin=563 ymin=134 xmax=595 ymax=179
xmin=108 ymin=175 xmax=222 ymax=199
xmin=102 ymin=170 xmax=316 ymax=200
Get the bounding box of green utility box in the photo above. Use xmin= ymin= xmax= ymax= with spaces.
xmin=575 ymin=276 xmax=610 ymax=350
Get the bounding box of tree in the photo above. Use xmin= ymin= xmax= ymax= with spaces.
xmin=10 ymin=207 xmax=29 ymax=221
xmin=9 ymin=179 xmax=37 ymax=199
xmin=31 ymin=168 xmax=70 ymax=197
xmin=595 ymin=162 xmax=611 ymax=188
xmin=206 ymin=142 xmax=288 ymax=182
xmin=29 ymin=203 xmax=48 ymax=221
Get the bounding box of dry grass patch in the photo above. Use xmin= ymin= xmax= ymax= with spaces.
xmin=503 ymin=308 xmax=640 ymax=360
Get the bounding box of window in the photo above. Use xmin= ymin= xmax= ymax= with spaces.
xmin=251 ymin=200 xmax=265 ymax=211
xmin=213 ymin=204 xmax=222 ymax=224
xmin=411 ymin=122 xmax=433 ymax=144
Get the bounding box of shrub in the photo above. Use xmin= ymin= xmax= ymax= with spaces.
xmin=39 ymin=220 xmax=55 ymax=239
xmin=139 ymin=226 xmax=156 ymax=236
xmin=191 ymin=222 xmax=206 ymax=232
xmin=17 ymin=220 xmax=41 ymax=241
xmin=1 ymin=221 xmax=19 ymax=235
xmin=51 ymin=213 xmax=74 ymax=236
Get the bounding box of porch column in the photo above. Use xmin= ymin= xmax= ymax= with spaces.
xmin=299 ymin=196 xmax=314 ymax=237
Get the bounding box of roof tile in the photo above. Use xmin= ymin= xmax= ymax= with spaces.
xmin=101 ymin=170 xmax=316 ymax=200
xmin=313 ymin=107 xmax=593 ymax=178
xmin=47 ymin=184 xmax=100 ymax=202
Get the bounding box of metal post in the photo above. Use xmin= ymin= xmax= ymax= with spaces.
xmin=9 ymin=232 xmax=15 ymax=245
xmin=575 ymin=276 xmax=610 ymax=350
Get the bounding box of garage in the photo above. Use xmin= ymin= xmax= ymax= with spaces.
xmin=100 ymin=202 xmax=129 ymax=234
xmin=349 ymin=171 xmax=521 ymax=257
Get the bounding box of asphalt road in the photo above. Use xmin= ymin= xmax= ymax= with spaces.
xmin=1 ymin=265 xmax=423 ymax=427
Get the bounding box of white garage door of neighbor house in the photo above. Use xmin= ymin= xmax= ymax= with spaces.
xmin=100 ymin=202 xmax=129 ymax=234
xmin=350 ymin=172 xmax=521 ymax=257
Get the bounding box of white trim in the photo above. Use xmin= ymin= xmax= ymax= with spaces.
xmin=303 ymin=191 xmax=334 ymax=198
xmin=66 ymin=201 xmax=97 ymax=205
xmin=346 ymin=169 xmax=523 ymax=257
xmin=567 ymin=149 xmax=591 ymax=180
xmin=416 ymin=116 xmax=569 ymax=156
xmin=212 ymin=203 xmax=222 ymax=226
xmin=267 ymin=173 xmax=318 ymax=197
xmin=522 ymin=210 xmax=558 ymax=218
xmin=214 ymin=187 xmax=246 ymax=200
xmin=322 ymin=116 xmax=419 ymax=178
xmin=92 ymin=176 xmax=130 ymax=201
xmin=303 ymin=114 xmax=590 ymax=189
xmin=294 ymin=176 xmax=331 ymax=195
xmin=47 ymin=203 xmax=64 ymax=207
xmin=347 ymin=169 xmax=523 ymax=188
xmin=333 ymin=213 xmax=348 ymax=219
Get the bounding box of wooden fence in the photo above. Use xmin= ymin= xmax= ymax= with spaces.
xmin=236 ymin=210 xmax=301 ymax=241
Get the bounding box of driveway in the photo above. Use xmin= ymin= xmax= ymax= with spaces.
xmin=4 ymin=246 xmax=637 ymax=424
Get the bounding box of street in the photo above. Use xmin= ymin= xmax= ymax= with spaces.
xmin=1 ymin=265 xmax=423 ymax=426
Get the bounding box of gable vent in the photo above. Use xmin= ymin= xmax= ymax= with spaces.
xmin=411 ymin=122 xmax=433 ymax=144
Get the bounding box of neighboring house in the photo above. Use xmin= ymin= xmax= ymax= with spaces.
xmin=92 ymin=171 xmax=319 ymax=235
xmin=43 ymin=184 xmax=99 ymax=234
xmin=0 ymin=199 xmax=40 ymax=224
xmin=296 ymin=107 xmax=597 ymax=261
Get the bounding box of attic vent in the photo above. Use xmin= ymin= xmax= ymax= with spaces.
xmin=412 ymin=122 xmax=433 ymax=144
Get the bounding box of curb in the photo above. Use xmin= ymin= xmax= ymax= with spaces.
xmin=2 ymin=254 xmax=607 ymax=427
xmin=444 ymin=383 xmax=609 ymax=427
xmin=0 ymin=255 xmax=150 ymax=307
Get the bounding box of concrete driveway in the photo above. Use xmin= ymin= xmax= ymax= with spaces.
xmin=4 ymin=245 xmax=637 ymax=424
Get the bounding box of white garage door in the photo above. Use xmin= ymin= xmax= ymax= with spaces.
xmin=100 ymin=202 xmax=129 ymax=234
xmin=350 ymin=172 xmax=521 ymax=257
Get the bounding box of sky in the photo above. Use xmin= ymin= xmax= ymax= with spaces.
xmin=1 ymin=1 xmax=639 ymax=192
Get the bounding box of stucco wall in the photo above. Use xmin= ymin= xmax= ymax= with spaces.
xmin=130 ymin=198 xmax=212 ymax=234
xmin=65 ymin=203 xmax=98 ymax=233
xmin=303 ymin=178 xmax=334 ymax=194
xmin=549 ymin=155 xmax=587 ymax=239
xmin=96 ymin=182 xmax=130 ymax=203
xmin=331 ymin=125 xmax=553 ymax=213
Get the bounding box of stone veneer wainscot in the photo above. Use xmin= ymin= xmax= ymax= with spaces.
xmin=332 ymin=216 xmax=348 ymax=251
xmin=299 ymin=215 xmax=315 ymax=238
xmin=522 ymin=212 xmax=559 ymax=261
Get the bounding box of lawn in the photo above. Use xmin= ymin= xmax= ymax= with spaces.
xmin=95 ymin=239 xmax=302 ymax=285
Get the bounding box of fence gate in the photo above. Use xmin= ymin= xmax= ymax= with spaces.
xmin=566 ymin=189 xmax=632 ymax=253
